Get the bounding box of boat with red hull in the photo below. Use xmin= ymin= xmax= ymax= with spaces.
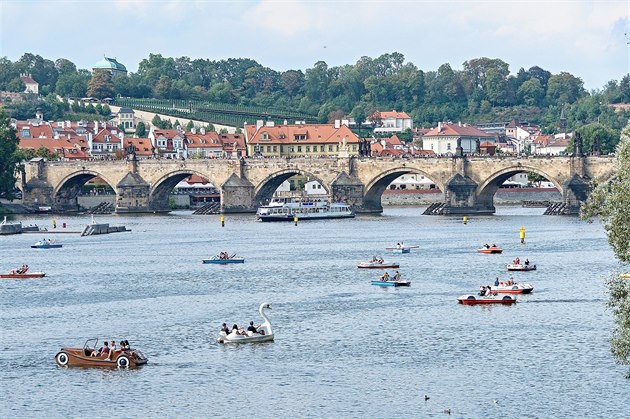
xmin=1 ymin=272 xmax=46 ymax=278
xmin=457 ymin=294 xmax=517 ymax=305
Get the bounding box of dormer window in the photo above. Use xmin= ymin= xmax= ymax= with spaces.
xmin=261 ymin=132 xmax=269 ymax=140
xmin=293 ymin=134 xmax=306 ymax=141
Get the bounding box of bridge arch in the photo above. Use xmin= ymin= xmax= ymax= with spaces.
xmin=476 ymin=166 xmax=563 ymax=211
xmin=149 ymin=169 xmax=221 ymax=211
xmin=364 ymin=167 xmax=445 ymax=212
xmin=253 ymin=169 xmax=329 ymax=207
xmin=53 ymin=170 xmax=116 ymax=212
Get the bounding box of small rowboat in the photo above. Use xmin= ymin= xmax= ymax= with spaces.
xmin=457 ymin=294 xmax=516 ymax=305
xmin=203 ymin=256 xmax=245 ymax=264
xmin=357 ymin=261 xmax=400 ymax=269
xmin=31 ymin=241 xmax=62 ymax=249
xmin=371 ymin=280 xmax=411 ymax=287
xmin=477 ymin=247 xmax=502 ymax=254
xmin=507 ymin=263 xmax=536 ymax=271
xmin=1 ymin=272 xmax=46 ymax=279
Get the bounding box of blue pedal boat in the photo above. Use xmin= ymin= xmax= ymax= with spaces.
xmin=203 ymin=256 xmax=245 ymax=264
xmin=31 ymin=240 xmax=63 ymax=249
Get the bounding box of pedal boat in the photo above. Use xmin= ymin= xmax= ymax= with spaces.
xmin=203 ymin=255 xmax=245 ymax=264
xmin=385 ymin=245 xmax=418 ymax=254
xmin=371 ymin=280 xmax=411 ymax=287
xmin=507 ymin=263 xmax=536 ymax=271
xmin=357 ymin=260 xmax=400 ymax=269
xmin=31 ymin=240 xmax=62 ymax=249
xmin=477 ymin=246 xmax=503 ymax=254
xmin=55 ymin=338 xmax=148 ymax=368
xmin=487 ymin=282 xmax=533 ymax=294
xmin=218 ymin=303 xmax=274 ymax=344
xmin=457 ymin=294 xmax=517 ymax=305
xmin=1 ymin=271 xmax=46 ymax=279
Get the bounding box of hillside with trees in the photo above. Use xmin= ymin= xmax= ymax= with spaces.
xmin=1 ymin=52 xmax=629 ymax=137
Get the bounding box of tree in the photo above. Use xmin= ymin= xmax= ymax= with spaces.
xmin=87 ymin=69 xmax=114 ymax=99
xmin=518 ymin=78 xmax=545 ymax=106
xmin=135 ymin=122 xmax=146 ymax=137
xmin=185 ymin=120 xmax=194 ymax=131
xmin=573 ymin=124 xmax=620 ymax=155
xmin=0 ymin=110 xmax=20 ymax=199
xmin=581 ymin=120 xmax=630 ymax=377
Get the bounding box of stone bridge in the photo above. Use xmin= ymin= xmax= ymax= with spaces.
xmin=19 ymin=155 xmax=615 ymax=215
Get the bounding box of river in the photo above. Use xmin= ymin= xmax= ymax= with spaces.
xmin=0 ymin=206 xmax=628 ymax=417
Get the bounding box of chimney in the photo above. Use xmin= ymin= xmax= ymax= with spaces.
xmin=191 ymin=127 xmax=196 ymax=134
xmin=94 ymin=121 xmax=99 ymax=134
xmin=256 ymin=120 xmax=264 ymax=130
xmin=265 ymin=121 xmax=275 ymax=127
xmin=334 ymin=120 xmax=340 ymax=129
xmin=341 ymin=119 xmax=349 ymax=127
xmin=284 ymin=120 xmax=288 ymax=125
xmin=437 ymin=122 xmax=442 ymax=132
xmin=458 ymin=121 xmax=461 ymax=127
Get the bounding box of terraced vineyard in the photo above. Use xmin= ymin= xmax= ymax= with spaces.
xmin=113 ymin=98 xmax=318 ymax=127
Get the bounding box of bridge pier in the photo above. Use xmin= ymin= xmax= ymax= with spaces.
xmin=439 ymin=173 xmax=495 ymax=215
xmin=116 ymin=172 xmax=152 ymax=213
xmin=330 ymin=172 xmax=369 ymax=213
xmin=561 ymin=174 xmax=591 ymax=215
xmin=221 ymin=174 xmax=255 ymax=213
xmin=21 ymin=158 xmax=54 ymax=212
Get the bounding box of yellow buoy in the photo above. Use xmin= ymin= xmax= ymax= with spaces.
xmin=220 ymin=215 xmax=225 ymax=227
xmin=294 ymin=216 xmax=298 ymax=226
xmin=519 ymin=226 xmax=526 ymax=244
xmin=463 ymin=216 xmax=468 ymax=225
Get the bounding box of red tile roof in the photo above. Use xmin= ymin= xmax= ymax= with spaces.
xmin=246 ymin=123 xmax=360 ymax=145
xmin=124 ymin=138 xmax=154 ymax=156
xmin=379 ymin=111 xmax=411 ymax=119
xmin=424 ymin=123 xmax=493 ymax=138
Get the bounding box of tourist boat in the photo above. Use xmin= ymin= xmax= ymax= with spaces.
xmin=484 ymin=282 xmax=534 ymax=294
xmin=31 ymin=240 xmax=62 ymax=249
xmin=256 ymin=196 xmax=354 ymax=222
xmin=55 ymin=338 xmax=148 ymax=368
xmin=202 ymin=253 xmax=245 ymax=264
xmin=371 ymin=279 xmax=411 ymax=287
xmin=457 ymin=294 xmax=517 ymax=305
xmin=1 ymin=268 xmax=46 ymax=279
xmin=385 ymin=245 xmax=418 ymax=254
xmin=507 ymin=263 xmax=537 ymax=271
xmin=477 ymin=246 xmax=503 ymax=254
xmin=217 ymin=303 xmax=274 ymax=344
xmin=357 ymin=259 xmax=400 ymax=269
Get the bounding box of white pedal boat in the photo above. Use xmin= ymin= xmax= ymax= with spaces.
xmin=217 ymin=303 xmax=274 ymax=344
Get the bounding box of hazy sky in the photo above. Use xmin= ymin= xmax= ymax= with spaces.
xmin=1 ymin=0 xmax=628 ymax=89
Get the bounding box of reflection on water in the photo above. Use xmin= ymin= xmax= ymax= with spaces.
xmin=1 ymin=206 xmax=628 ymax=417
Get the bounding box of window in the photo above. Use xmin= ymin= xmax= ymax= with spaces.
xmin=289 ymin=146 xmax=294 ymax=153
xmin=262 ymin=132 xmax=269 ymax=140
xmin=267 ymin=146 xmax=271 ymax=152
xmin=328 ymin=145 xmax=333 ymax=152
xmin=273 ymin=146 xmax=277 ymax=152
xmin=306 ymin=146 xmax=310 ymax=152
xmin=447 ymin=143 xmax=451 ymax=150
xmin=297 ymin=146 xmax=302 ymax=152
xmin=320 ymin=146 xmax=324 ymax=152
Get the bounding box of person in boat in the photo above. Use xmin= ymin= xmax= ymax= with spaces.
xmin=221 ymin=323 xmax=230 ymax=334
xmin=483 ymin=244 xmax=490 ymax=249
xmin=380 ymin=271 xmax=390 ymax=281
xmin=91 ymin=340 xmax=110 ymax=357
xmin=378 ymin=257 xmax=384 ymax=263
xmin=394 ymin=271 xmax=401 ymax=281
xmin=508 ymin=276 xmax=515 ymax=285
xmin=515 ymin=257 xmax=520 ymax=265
xmin=119 ymin=340 xmax=128 ymax=351
xmin=495 ymin=277 xmax=500 ymax=286
xmin=247 ymin=321 xmax=259 ymax=334
xmin=479 ymin=286 xmax=487 ymax=296
xmin=371 ymin=255 xmax=378 ymax=262
xmin=105 ymin=339 xmax=117 ymax=361
xmin=492 ymin=243 xmax=497 ymax=248
xmin=524 ymin=258 xmax=530 ymax=266
xmin=486 ymin=286 xmax=492 ymax=296
xmin=231 ymin=324 xmax=247 ymax=336
xmin=396 ymin=243 xmax=401 ymax=249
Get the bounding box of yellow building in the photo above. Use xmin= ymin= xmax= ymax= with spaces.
xmin=244 ymin=120 xmax=360 ymax=157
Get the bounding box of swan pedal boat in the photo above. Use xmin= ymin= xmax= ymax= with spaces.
xmin=203 ymin=256 xmax=245 ymax=264
xmin=507 ymin=263 xmax=536 ymax=271
xmin=477 ymin=247 xmax=503 ymax=254
xmin=218 ymin=303 xmax=274 ymax=344
xmin=457 ymin=294 xmax=517 ymax=305
xmin=31 ymin=241 xmax=62 ymax=249
xmin=55 ymin=338 xmax=148 ymax=368
xmin=371 ymin=280 xmax=411 ymax=287
xmin=357 ymin=261 xmax=400 ymax=269
xmin=1 ymin=271 xmax=46 ymax=278
xmin=488 ymin=283 xmax=534 ymax=294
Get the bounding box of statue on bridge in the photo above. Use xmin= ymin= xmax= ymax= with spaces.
xmin=591 ymin=135 xmax=601 ymax=156
xmin=572 ymin=132 xmax=584 ymax=157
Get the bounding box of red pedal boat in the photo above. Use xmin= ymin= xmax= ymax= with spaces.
xmin=1 ymin=266 xmax=45 ymax=278
xmin=457 ymin=294 xmax=517 ymax=305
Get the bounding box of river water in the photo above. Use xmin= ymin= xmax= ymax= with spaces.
xmin=1 ymin=207 xmax=628 ymax=418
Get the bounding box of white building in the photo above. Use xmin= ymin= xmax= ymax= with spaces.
xmin=372 ymin=111 xmax=413 ymax=134
xmin=422 ymin=122 xmax=494 ymax=154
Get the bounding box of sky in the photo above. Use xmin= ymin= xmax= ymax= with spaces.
xmin=1 ymin=0 xmax=629 ymax=90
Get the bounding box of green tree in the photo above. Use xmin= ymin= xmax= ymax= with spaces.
xmin=517 ymin=78 xmax=544 ymax=106
xmin=185 ymin=120 xmax=194 ymax=131
xmin=35 ymin=146 xmax=59 ymax=160
xmin=581 ymin=120 xmax=630 ymax=377
xmin=572 ymin=124 xmax=620 ymax=155
xmin=0 ymin=110 xmax=20 ymax=198
xmin=87 ymin=69 xmax=114 ymax=99
xmin=135 ymin=121 xmax=146 ymax=137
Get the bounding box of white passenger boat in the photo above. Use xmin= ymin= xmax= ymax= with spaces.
xmin=256 ymin=196 xmax=354 ymax=222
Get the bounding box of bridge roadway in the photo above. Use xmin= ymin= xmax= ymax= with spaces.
xmin=19 ymin=155 xmax=615 ymax=215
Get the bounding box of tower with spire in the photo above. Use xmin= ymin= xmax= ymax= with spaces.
xmin=559 ymin=105 xmax=567 ymax=139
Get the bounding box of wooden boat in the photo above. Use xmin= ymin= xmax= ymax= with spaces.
xmin=507 ymin=263 xmax=536 ymax=271
xmin=457 ymin=294 xmax=516 ymax=305
xmin=1 ymin=271 xmax=46 ymax=279
xmin=477 ymin=246 xmax=502 ymax=254
xmin=203 ymin=254 xmax=245 ymax=264
xmin=218 ymin=303 xmax=274 ymax=344
xmin=371 ymin=280 xmax=411 ymax=287
xmin=55 ymin=338 xmax=148 ymax=368
xmin=31 ymin=240 xmax=62 ymax=249
xmin=357 ymin=260 xmax=400 ymax=269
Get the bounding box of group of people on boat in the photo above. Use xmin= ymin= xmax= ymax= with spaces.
xmin=482 ymin=243 xmax=498 ymax=249
xmin=396 ymin=242 xmax=405 ymax=249
xmin=90 ymin=339 xmax=131 ymax=360
xmin=221 ymin=321 xmax=264 ymax=336
xmin=380 ymin=271 xmax=402 ymax=282
xmin=493 ymin=276 xmax=516 ymax=287
xmin=512 ymin=257 xmax=530 ymax=266
xmin=479 ymin=285 xmax=497 ymax=296
xmin=217 ymin=252 xmax=233 ymax=260
xmin=370 ymin=256 xmax=385 ymax=264
xmin=10 ymin=264 xmax=29 ymax=274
